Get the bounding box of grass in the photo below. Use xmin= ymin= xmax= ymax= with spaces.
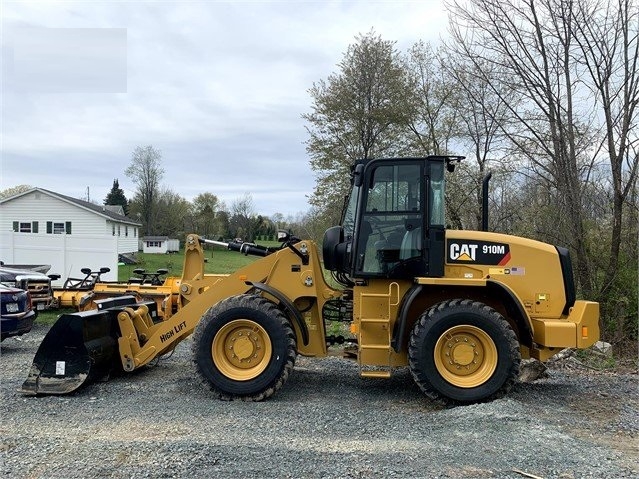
xmin=118 ymin=242 xmax=280 ymax=281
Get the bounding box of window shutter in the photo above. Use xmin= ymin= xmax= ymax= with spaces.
xmin=65 ymin=222 xmax=72 ymax=234
xmin=13 ymin=221 xmax=18 ymax=232
xmin=47 ymin=222 xmax=52 ymax=234
xmin=32 ymin=221 xmax=39 ymax=233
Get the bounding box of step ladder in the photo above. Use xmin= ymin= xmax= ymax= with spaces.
xmin=357 ymin=282 xmax=400 ymax=379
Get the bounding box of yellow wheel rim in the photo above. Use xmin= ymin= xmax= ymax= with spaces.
xmin=434 ymin=325 xmax=497 ymax=388
xmin=212 ymin=319 xmax=272 ymax=381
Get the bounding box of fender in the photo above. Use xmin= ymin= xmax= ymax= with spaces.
xmin=391 ymin=284 xmax=423 ymax=353
xmin=390 ymin=281 xmax=533 ymax=353
xmin=486 ymin=280 xmax=533 ymax=347
xmin=245 ymin=281 xmax=310 ymax=346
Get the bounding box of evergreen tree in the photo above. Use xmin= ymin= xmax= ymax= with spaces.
xmin=104 ymin=179 xmax=129 ymax=215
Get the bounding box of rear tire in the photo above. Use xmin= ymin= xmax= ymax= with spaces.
xmin=192 ymin=294 xmax=296 ymax=401
xmin=408 ymin=299 xmax=520 ymax=405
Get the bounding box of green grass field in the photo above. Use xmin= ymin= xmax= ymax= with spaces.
xmin=117 ymin=242 xmax=279 ymax=281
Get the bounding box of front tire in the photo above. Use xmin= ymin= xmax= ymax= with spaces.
xmin=192 ymin=294 xmax=296 ymax=401
xmin=408 ymin=299 xmax=520 ymax=405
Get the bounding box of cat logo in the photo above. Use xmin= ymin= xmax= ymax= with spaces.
xmin=449 ymin=243 xmax=478 ymax=262
xmin=447 ymin=240 xmax=511 ymax=266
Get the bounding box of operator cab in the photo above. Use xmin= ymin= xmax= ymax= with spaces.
xmin=323 ymin=156 xmax=463 ymax=280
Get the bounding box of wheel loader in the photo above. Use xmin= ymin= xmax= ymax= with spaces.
xmin=21 ymin=156 xmax=599 ymax=404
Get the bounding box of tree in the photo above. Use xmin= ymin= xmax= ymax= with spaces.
xmin=437 ymin=52 xmax=512 ymax=231
xmin=572 ymin=0 xmax=639 ymax=299
xmin=229 ymin=193 xmax=257 ymax=241
xmin=304 ymin=30 xmax=412 ymax=227
xmin=125 ymin=146 xmax=164 ymax=235
xmin=103 ymin=179 xmax=128 ymax=215
xmin=154 ymin=188 xmax=191 ymax=237
xmin=404 ymin=41 xmax=460 ymax=156
xmin=192 ymin=192 xmax=220 ymax=238
xmin=446 ymin=0 xmax=598 ymax=296
xmin=0 ymin=185 xmax=32 ymax=199
xmin=446 ymin=0 xmax=639 ymax=341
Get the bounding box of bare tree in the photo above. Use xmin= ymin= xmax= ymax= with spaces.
xmin=125 ymin=146 xmax=164 ymax=235
xmin=404 ymin=41 xmax=460 ymax=156
xmin=446 ymin=0 xmax=598 ymax=295
xmin=573 ymin=0 xmax=639 ymax=296
xmin=439 ymin=51 xmax=512 ymax=230
xmin=229 ymin=193 xmax=257 ymax=241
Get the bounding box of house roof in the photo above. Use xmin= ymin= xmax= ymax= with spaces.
xmin=0 ymin=187 xmax=142 ymax=226
xmin=142 ymin=236 xmax=171 ymax=241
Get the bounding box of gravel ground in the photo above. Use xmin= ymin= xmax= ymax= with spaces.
xmin=2 ymin=323 xmax=638 ymax=479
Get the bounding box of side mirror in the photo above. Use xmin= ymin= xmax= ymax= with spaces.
xmin=277 ymin=230 xmax=290 ymax=243
xmin=133 ymin=268 xmax=145 ymax=275
xmin=100 ymin=267 xmax=111 ymax=274
xmin=353 ymin=163 xmax=364 ymax=187
xmin=81 ymin=268 xmax=91 ymax=275
xmin=156 ymin=268 xmax=168 ymax=275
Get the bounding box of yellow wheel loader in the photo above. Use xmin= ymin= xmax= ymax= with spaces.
xmin=21 ymin=156 xmax=599 ymax=404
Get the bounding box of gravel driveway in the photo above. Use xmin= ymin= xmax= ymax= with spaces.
xmin=2 ymin=324 xmax=637 ymax=479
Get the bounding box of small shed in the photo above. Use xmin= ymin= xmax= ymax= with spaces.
xmin=142 ymin=236 xmax=179 ymax=254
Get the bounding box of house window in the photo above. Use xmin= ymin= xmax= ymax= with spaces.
xmin=112 ymin=224 xmax=115 ymax=236
xmin=46 ymin=221 xmax=71 ymax=234
xmin=15 ymin=221 xmax=38 ymax=233
xmin=134 ymin=228 xmax=137 ymax=238
xmin=117 ymin=225 xmax=121 ymax=236
xmin=125 ymin=226 xmax=128 ymax=237
xmin=146 ymin=241 xmax=162 ymax=248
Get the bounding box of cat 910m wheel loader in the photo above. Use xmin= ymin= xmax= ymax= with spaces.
xmin=21 ymin=156 xmax=600 ymax=404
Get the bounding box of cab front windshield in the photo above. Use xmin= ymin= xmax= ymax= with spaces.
xmin=341 ymin=184 xmax=359 ymax=240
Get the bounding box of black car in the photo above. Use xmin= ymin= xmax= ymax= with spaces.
xmin=1 ymin=284 xmax=36 ymax=341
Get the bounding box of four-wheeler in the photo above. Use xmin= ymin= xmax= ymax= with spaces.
xmin=53 ymin=267 xmax=111 ymax=309
xmin=21 ymin=156 xmax=599 ymax=404
xmin=53 ymin=267 xmax=180 ymax=314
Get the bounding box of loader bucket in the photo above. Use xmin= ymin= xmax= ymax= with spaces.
xmin=20 ymin=309 xmax=120 ymax=395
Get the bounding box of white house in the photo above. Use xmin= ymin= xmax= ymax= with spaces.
xmin=0 ymin=188 xmax=142 ymax=284
xmin=141 ymin=236 xmax=179 ymax=254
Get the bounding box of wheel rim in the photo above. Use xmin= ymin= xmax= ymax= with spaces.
xmin=433 ymin=325 xmax=497 ymax=388
xmin=212 ymin=319 xmax=272 ymax=381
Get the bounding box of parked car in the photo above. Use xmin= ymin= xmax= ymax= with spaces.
xmin=0 ymin=266 xmax=55 ymax=311
xmin=1 ymin=284 xmax=36 ymax=341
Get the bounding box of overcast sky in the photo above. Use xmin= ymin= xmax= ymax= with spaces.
xmin=1 ymin=0 xmax=448 ymax=217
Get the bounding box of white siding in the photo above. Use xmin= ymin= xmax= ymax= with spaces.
xmin=0 ymin=190 xmax=140 ymax=270
xmin=1 ymin=232 xmax=118 ymax=285
xmin=1 ymin=190 xmax=106 ymax=234
xmin=107 ymin=220 xmax=139 ymax=254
